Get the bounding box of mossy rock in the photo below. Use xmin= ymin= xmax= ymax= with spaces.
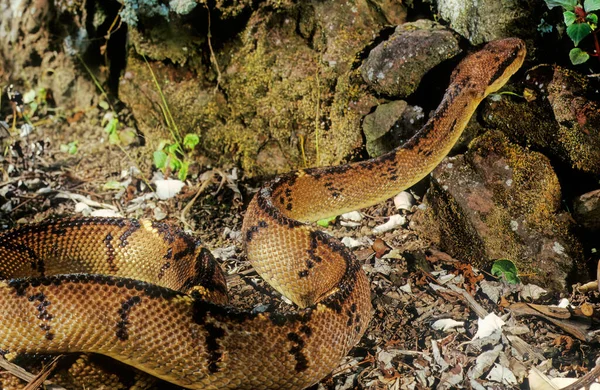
xmin=412 ymin=130 xmax=583 ymax=290
xmin=436 ymin=0 xmax=543 ymax=45
xmin=361 ymin=20 xmax=461 ymax=98
xmin=483 ymin=65 xmax=600 ymax=175
xmin=120 ymin=1 xmax=404 ymax=177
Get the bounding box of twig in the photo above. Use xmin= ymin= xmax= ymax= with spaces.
xmin=314 ymin=55 xmax=321 ymax=165
xmin=205 ymin=5 xmax=222 ymax=94
xmin=0 ymin=356 xmax=65 ymax=390
xmin=561 ymin=363 xmax=600 ymax=390
xmin=179 ymin=169 xmax=226 ymax=227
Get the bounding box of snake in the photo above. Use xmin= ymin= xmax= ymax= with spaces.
xmin=0 ymin=38 xmax=525 ymax=389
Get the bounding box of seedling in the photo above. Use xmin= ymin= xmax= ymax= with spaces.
xmin=544 ymin=0 xmax=600 ymax=64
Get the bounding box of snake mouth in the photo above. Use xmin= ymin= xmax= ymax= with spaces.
xmin=485 ymin=38 xmax=527 ymax=94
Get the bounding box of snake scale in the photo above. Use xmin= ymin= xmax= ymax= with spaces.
xmin=0 ymin=38 xmax=525 ymax=389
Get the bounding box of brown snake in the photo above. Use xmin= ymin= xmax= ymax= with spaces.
xmin=0 ymin=38 xmax=525 ymax=389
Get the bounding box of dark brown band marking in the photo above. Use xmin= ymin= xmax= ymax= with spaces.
xmin=116 ymin=295 xmax=142 ymax=341
xmin=103 ymin=232 xmax=118 ymax=273
xmin=287 ymin=332 xmax=309 ymax=372
xmin=119 ymin=219 xmax=140 ymax=247
xmin=204 ymin=322 xmax=226 ymax=373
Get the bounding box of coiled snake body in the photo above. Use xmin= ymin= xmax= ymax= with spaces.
xmin=0 ymin=39 xmax=525 ymax=389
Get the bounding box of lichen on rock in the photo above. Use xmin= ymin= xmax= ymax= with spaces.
xmin=361 ymin=20 xmax=461 ymax=98
xmin=483 ymin=65 xmax=600 ymax=175
xmin=120 ymin=1 xmax=401 ymax=176
xmin=436 ymin=0 xmax=541 ymax=45
xmin=412 ymin=130 xmax=583 ymax=290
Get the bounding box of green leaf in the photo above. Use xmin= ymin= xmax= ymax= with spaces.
xmin=183 ymin=133 xmax=200 ymax=150
xmin=59 ymin=141 xmax=78 ymax=155
xmin=108 ymin=131 xmax=120 ymax=145
xmin=545 ymin=0 xmax=577 ymax=10
xmin=28 ymin=102 xmax=38 ymax=116
xmin=491 ymin=259 xmax=521 ymax=284
xmin=569 ymin=47 xmax=591 ymax=64
xmin=178 ymin=161 xmax=189 ymax=181
xmin=104 ymin=117 xmax=119 ymax=135
xmin=585 ymin=0 xmax=600 ymax=11
xmin=99 ymin=100 xmax=110 ymax=110
xmin=169 ymin=156 xmax=182 ymax=171
xmin=153 ymin=150 xmax=167 ymax=169
xmin=317 ymin=216 xmax=337 ymax=227
xmin=587 ymin=12 xmax=598 ymax=23
xmin=67 ymin=142 xmax=78 ymax=155
xmin=564 ymin=10 xmax=576 ymax=25
xmin=567 ymin=22 xmax=592 ymax=45
xmin=103 ymin=180 xmax=124 ymax=190
xmin=166 ymin=143 xmax=179 ymax=154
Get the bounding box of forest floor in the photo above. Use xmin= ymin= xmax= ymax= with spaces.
xmin=1 ymin=100 xmax=600 ymax=390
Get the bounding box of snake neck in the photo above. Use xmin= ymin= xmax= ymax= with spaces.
xmin=395 ymin=85 xmax=484 ymax=180
xmin=268 ymin=84 xmax=487 ymax=223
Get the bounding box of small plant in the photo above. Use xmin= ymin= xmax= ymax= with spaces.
xmin=60 ymin=141 xmax=78 ymax=155
xmin=143 ymin=55 xmax=200 ymax=181
xmin=544 ymin=0 xmax=600 ymax=64
xmin=153 ymin=134 xmax=199 ymax=181
xmin=491 ymin=259 xmax=521 ymax=284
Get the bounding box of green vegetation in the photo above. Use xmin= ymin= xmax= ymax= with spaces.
xmin=143 ymin=56 xmax=200 ymax=181
xmin=544 ymin=0 xmax=600 ymax=64
xmin=491 ymin=259 xmax=521 ymax=284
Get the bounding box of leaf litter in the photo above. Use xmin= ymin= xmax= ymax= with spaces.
xmin=3 ymin=110 xmax=600 ymax=389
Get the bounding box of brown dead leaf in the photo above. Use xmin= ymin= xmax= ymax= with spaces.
xmin=425 ymin=249 xmax=457 ymax=264
xmin=553 ymin=335 xmax=575 ymax=354
xmin=372 ymin=238 xmax=390 ymax=258
xmin=452 ymin=263 xmax=483 ymax=295
xmin=66 ymin=111 xmax=84 ymax=125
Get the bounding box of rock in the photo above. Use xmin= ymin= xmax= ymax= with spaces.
xmin=0 ymin=1 xmax=96 ymax=109
xmin=573 ymin=190 xmax=600 ymax=231
xmin=362 ymin=100 xmax=427 ymax=157
xmin=120 ymin=1 xmax=402 ymax=176
xmin=361 ymin=20 xmax=461 ymax=98
xmin=312 ymin=0 xmax=407 ymax=73
xmin=483 ymin=65 xmax=600 ymax=175
xmin=436 ymin=0 xmax=542 ymax=45
xmin=411 ymin=131 xmax=583 ymax=290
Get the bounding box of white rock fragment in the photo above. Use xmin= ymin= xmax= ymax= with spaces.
xmin=553 ymin=241 xmax=566 ymax=255
xmin=74 ymin=202 xmax=90 ymax=213
xmin=340 ymin=211 xmax=362 ymax=227
xmin=556 ymin=298 xmax=570 ymax=308
xmin=372 ymin=214 xmax=406 ymax=234
xmin=155 ymin=179 xmax=185 ymax=200
xmin=90 ymin=209 xmax=122 ymax=218
xmin=487 ymin=363 xmax=517 ymax=386
xmin=399 ymin=282 xmax=412 ymax=294
xmin=432 ymin=318 xmax=464 ymax=331
xmin=153 ymin=207 xmax=167 ymax=220
xmin=341 ymin=236 xmax=363 ymax=248
xmin=19 ymin=123 xmax=34 ymax=137
xmin=393 ymin=191 xmax=415 ymax=211
xmin=473 ymin=313 xmax=505 ymax=340
xmin=520 ymin=284 xmax=548 ymax=301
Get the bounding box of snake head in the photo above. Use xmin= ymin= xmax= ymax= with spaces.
xmin=452 ymin=38 xmax=527 ymax=99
